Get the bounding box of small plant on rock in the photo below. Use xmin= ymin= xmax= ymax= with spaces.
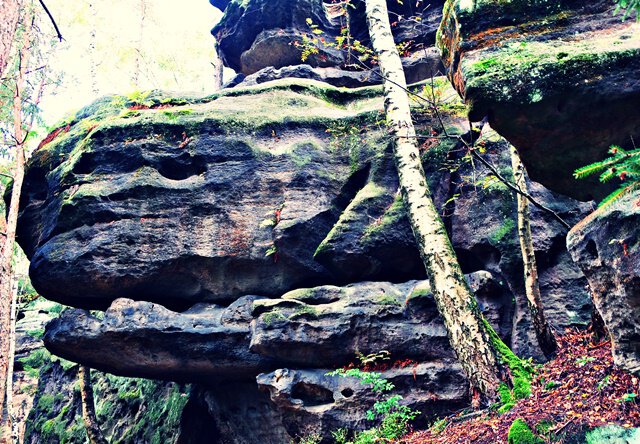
xmin=326 ymin=353 xmax=420 ymax=443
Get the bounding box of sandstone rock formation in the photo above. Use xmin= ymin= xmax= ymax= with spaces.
xmin=568 ymin=191 xmax=640 ymax=376
xmin=212 ymin=0 xmax=446 ymax=87
xmin=13 ymin=78 xmax=598 ymax=441
xmin=437 ymin=0 xmax=640 ymax=200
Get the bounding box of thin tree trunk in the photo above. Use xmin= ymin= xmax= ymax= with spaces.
xmin=88 ymin=1 xmax=99 ymax=96
xmin=79 ymin=366 xmax=108 ymax=444
xmin=510 ymin=145 xmax=557 ymax=358
xmin=0 ymin=12 xmax=32 ymax=423
xmin=364 ymin=0 xmax=504 ymax=400
xmin=133 ymin=0 xmax=146 ymax=88
xmin=0 ymin=0 xmax=21 ymax=78
xmin=212 ymin=40 xmax=223 ymax=91
xmin=5 ymin=277 xmax=19 ymax=444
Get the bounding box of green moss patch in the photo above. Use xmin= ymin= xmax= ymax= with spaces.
xmin=508 ymin=418 xmax=543 ymax=444
xmin=462 ymin=29 xmax=640 ymax=107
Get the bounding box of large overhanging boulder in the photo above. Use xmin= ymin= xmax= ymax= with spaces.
xmin=16 ymin=80 xmax=592 ymax=355
xmin=18 ymin=81 xmax=390 ymax=310
xmin=437 ymin=0 xmax=640 ymax=200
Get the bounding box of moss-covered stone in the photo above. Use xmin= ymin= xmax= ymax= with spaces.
xmin=462 ymin=35 xmax=640 ymax=111
xmin=508 ymin=418 xmax=543 ymax=444
xmin=437 ymin=0 xmax=640 ymax=200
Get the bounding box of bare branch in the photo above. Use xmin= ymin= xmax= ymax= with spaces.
xmin=38 ymin=0 xmax=63 ymax=42
xmin=468 ymin=146 xmax=571 ymax=230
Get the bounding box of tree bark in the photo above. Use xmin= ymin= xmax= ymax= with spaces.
xmin=4 ymin=277 xmax=19 ymax=443
xmin=0 ymin=0 xmax=21 ymax=78
xmin=79 ymin=366 xmax=108 ymax=444
xmin=88 ymin=1 xmax=99 ymax=96
xmin=364 ymin=0 xmax=505 ymax=400
xmin=0 ymin=11 xmax=31 ymax=423
xmin=509 ymin=145 xmax=557 ymax=358
xmin=133 ymin=0 xmax=146 ymax=88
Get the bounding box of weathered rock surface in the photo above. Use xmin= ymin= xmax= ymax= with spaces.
xmin=212 ymin=0 xmax=446 ymax=80
xmin=18 ymin=81 xmax=387 ymax=309
xmin=44 ymin=296 xmax=277 ymax=381
xmin=234 ymin=48 xmax=444 ymax=89
xmin=16 ymin=79 xmax=597 ymax=443
xmin=437 ymin=0 xmax=640 ymax=200
xmin=257 ymin=363 xmax=468 ymax=441
xmin=236 ymin=64 xmax=380 ymax=89
xmin=43 ymin=274 xmax=508 ymax=381
xmin=201 ymin=382 xmax=291 ymax=444
xmin=568 ymin=191 xmax=640 ymax=376
xmin=250 ymin=274 xmax=511 ymax=367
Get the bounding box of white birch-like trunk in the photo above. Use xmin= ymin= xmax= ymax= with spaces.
xmin=510 ymin=145 xmax=557 ymax=357
xmin=364 ymin=0 xmax=504 ymax=399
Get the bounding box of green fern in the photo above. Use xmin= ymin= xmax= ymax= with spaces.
xmin=574 ymin=145 xmax=640 ymax=207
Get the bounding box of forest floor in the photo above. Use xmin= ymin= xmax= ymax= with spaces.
xmin=404 ymin=330 xmax=640 ymax=443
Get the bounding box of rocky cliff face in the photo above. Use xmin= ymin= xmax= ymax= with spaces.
xmin=437 ymin=0 xmax=640 ymax=200
xmin=14 ymin=78 xmax=594 ymax=442
xmin=568 ymin=192 xmax=640 ymax=376
xmin=436 ymin=0 xmax=640 ymax=380
xmin=212 ymin=0 xmax=446 ymax=88
xmin=12 ymin=0 xmax=640 ymax=440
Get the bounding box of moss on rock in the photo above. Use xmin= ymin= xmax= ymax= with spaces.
xmin=508 ymin=418 xmax=544 ymax=444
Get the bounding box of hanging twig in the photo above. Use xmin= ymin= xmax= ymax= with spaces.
xmin=38 ymin=0 xmax=63 ymax=42
xmin=468 ymin=147 xmax=571 ymax=230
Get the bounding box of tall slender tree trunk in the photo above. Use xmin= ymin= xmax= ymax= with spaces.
xmin=364 ymin=0 xmax=506 ymax=400
xmin=133 ymin=0 xmax=146 ymax=89
xmin=212 ymin=40 xmax=223 ymax=91
xmin=510 ymin=145 xmax=557 ymax=358
xmin=79 ymin=366 xmax=108 ymax=444
xmin=88 ymin=1 xmax=99 ymax=97
xmin=0 ymin=11 xmax=32 ymax=423
xmin=0 ymin=0 xmax=21 ymax=78
xmin=5 ymin=277 xmax=19 ymax=444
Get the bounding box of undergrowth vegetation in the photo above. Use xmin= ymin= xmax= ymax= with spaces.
xmin=406 ymin=331 xmax=640 ymax=444
xmin=298 ymin=351 xmax=420 ymax=444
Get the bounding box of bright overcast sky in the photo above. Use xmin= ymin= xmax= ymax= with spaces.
xmin=40 ymin=0 xmax=223 ymax=126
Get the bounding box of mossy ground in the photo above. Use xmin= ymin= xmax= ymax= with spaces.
xmin=508 ymin=418 xmax=544 ymax=444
